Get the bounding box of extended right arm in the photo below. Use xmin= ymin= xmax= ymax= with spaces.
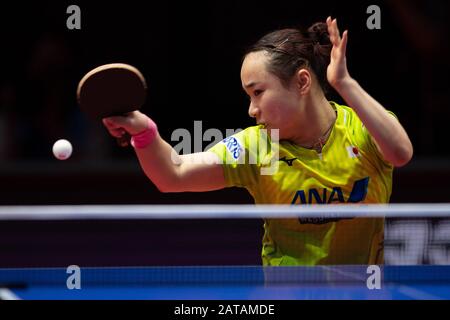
xmin=103 ymin=111 xmax=226 ymax=192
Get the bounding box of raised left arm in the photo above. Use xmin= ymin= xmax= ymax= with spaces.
xmin=326 ymin=17 xmax=413 ymax=167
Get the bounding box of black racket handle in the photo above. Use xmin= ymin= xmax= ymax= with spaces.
xmin=116 ymin=133 xmax=131 ymax=147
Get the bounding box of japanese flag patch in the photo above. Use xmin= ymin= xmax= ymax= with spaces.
xmin=347 ymin=145 xmax=361 ymax=158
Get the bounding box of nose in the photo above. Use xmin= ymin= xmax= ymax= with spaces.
xmin=248 ymin=102 xmax=260 ymax=119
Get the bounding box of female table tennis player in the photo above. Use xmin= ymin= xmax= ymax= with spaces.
xmin=103 ymin=18 xmax=413 ymax=265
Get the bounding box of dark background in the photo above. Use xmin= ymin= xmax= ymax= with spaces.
xmin=0 ymin=0 xmax=449 ymax=267
xmin=1 ymin=0 xmax=449 ymax=205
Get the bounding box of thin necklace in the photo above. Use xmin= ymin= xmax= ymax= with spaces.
xmin=302 ymin=112 xmax=337 ymax=154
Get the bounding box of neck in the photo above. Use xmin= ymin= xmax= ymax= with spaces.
xmin=290 ymin=94 xmax=336 ymax=149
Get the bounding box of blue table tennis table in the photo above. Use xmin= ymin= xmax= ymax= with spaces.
xmin=1 ymin=265 xmax=449 ymax=300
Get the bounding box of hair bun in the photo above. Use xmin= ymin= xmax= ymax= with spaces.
xmin=307 ymin=22 xmax=330 ymax=45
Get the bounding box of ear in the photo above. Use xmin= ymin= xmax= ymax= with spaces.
xmin=295 ymin=69 xmax=312 ymax=95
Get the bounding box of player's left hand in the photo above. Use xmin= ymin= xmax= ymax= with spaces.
xmin=326 ymin=17 xmax=351 ymax=89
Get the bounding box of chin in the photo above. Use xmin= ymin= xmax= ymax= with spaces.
xmin=266 ymin=125 xmax=283 ymax=139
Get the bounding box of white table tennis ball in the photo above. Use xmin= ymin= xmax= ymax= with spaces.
xmin=52 ymin=139 xmax=73 ymax=160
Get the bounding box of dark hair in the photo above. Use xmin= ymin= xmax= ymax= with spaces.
xmin=245 ymin=22 xmax=332 ymax=93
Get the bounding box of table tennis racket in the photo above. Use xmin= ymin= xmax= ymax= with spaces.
xmin=77 ymin=63 xmax=147 ymax=147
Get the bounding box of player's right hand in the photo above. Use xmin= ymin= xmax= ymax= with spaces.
xmin=102 ymin=110 xmax=151 ymax=137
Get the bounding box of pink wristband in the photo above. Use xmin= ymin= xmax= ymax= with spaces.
xmin=130 ymin=118 xmax=158 ymax=149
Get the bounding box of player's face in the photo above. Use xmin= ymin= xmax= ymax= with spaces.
xmin=241 ymin=51 xmax=304 ymax=140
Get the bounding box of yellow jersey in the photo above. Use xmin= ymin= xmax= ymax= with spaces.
xmin=208 ymin=101 xmax=394 ymax=265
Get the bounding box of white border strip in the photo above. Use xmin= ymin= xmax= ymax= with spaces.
xmin=0 ymin=204 xmax=449 ymax=220
xmin=0 ymin=289 xmax=21 ymax=300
